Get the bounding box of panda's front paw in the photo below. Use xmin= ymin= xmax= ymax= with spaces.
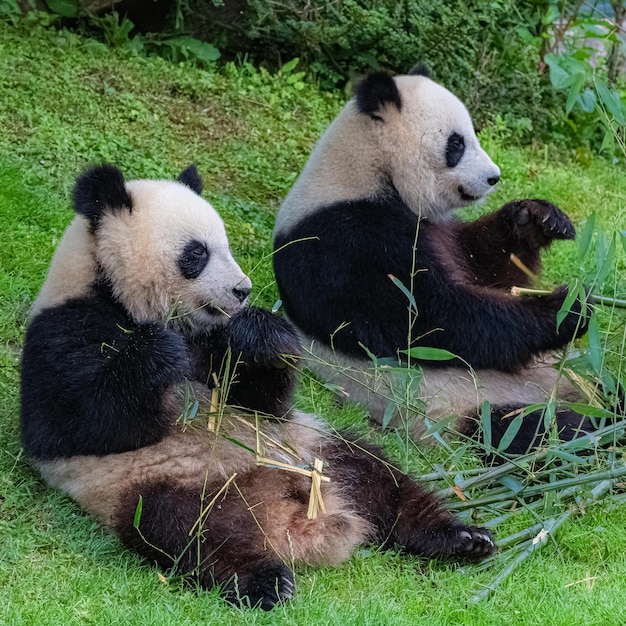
xmin=228 ymin=307 xmax=301 ymax=367
xmin=129 ymin=322 xmax=190 ymax=385
xmin=505 ymin=199 xmax=575 ymax=248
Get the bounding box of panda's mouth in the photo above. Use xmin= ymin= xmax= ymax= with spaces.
xmin=458 ymin=186 xmax=481 ymax=202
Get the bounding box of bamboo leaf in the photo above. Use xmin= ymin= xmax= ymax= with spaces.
xmin=562 ymin=402 xmax=615 ymax=419
xmin=423 ymin=413 xmax=458 ymax=435
xmin=223 ymin=437 xmax=256 ymax=455
xmin=566 ymin=73 xmax=585 ymax=114
xmin=596 ymin=78 xmax=625 ymax=124
xmin=481 ymin=400 xmax=492 ymax=451
xmin=499 ymin=475 xmax=524 ymax=494
xmin=403 ymin=347 xmax=457 ymax=361
xmin=382 ymin=400 xmax=396 ymax=429
xmin=133 ymin=496 xmax=143 ymax=529
xmin=542 ymin=401 xmax=556 ymax=432
xmin=595 ymin=231 xmax=616 ymax=285
xmin=497 ymin=415 xmax=523 ymax=452
xmin=388 ymin=274 xmax=417 ymax=311
xmin=577 ymin=213 xmax=596 ymax=260
xmin=557 ymin=283 xmax=580 ymax=331
xmin=587 ymin=314 xmax=603 ymax=376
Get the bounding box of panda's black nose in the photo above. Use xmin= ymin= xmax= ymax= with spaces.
xmin=487 ymin=175 xmax=500 ymax=186
xmin=233 ymin=286 xmax=251 ymax=303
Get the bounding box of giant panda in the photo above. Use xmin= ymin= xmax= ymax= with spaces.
xmin=20 ymin=163 xmax=496 ymax=611
xmin=273 ymin=67 xmax=591 ymax=455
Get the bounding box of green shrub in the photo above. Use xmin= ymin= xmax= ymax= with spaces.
xmin=186 ymin=0 xmax=552 ymax=132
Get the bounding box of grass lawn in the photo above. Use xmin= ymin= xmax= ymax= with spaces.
xmin=1 ymin=16 xmax=626 ymax=626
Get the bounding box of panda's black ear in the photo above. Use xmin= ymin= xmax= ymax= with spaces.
xmin=177 ymin=164 xmax=203 ymax=195
xmin=408 ymin=64 xmax=430 ymax=77
xmin=73 ymin=164 xmax=132 ymax=229
xmin=355 ymin=71 xmax=402 ymax=120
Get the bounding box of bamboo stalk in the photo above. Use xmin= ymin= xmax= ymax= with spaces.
xmin=511 ymin=286 xmax=626 ymax=309
xmin=470 ymin=479 xmax=615 ymax=603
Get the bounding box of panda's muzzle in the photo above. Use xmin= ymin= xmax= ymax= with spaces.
xmin=458 ymin=186 xmax=480 ymax=202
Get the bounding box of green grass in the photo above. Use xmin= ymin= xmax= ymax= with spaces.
xmin=1 ymin=17 xmax=626 ymax=626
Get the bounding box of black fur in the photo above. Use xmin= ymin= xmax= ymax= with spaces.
xmin=21 ymin=274 xmax=300 ymax=458
xmin=408 ymin=64 xmax=430 ymax=77
xmin=355 ymin=71 xmax=402 ymax=119
xmin=114 ymin=476 xmax=294 ymax=611
xmin=177 ymin=164 xmax=203 ymax=195
xmin=73 ymin=164 xmax=132 ymax=229
xmin=273 ymin=196 xmax=589 ymax=371
xmin=323 ymin=436 xmax=495 ymax=561
xmin=177 ymin=239 xmax=210 ymax=279
xmin=112 ymin=437 xmax=494 ymax=611
xmin=188 ymin=307 xmax=301 ymax=417
xmin=20 ymin=282 xmax=189 ymax=459
xmin=445 ymin=133 xmax=465 ymax=168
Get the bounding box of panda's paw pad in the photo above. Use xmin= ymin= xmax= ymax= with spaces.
xmin=450 ymin=526 xmax=496 ymax=561
xmin=231 ymin=563 xmax=295 ymax=611
xmin=516 ymin=200 xmax=575 ymax=242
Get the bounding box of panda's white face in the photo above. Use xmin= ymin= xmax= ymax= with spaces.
xmin=97 ymin=180 xmax=251 ymax=332
xmin=374 ymin=75 xmax=500 ymax=220
xmin=274 ymin=70 xmax=500 ymax=235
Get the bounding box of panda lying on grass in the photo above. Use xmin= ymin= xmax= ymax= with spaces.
xmin=20 ymin=164 xmax=495 ymax=610
xmin=273 ymin=66 xmax=591 ymax=455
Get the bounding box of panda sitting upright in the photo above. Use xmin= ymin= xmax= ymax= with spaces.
xmin=20 ymin=163 xmax=496 ymax=611
xmin=273 ymin=66 xmax=590 ymax=454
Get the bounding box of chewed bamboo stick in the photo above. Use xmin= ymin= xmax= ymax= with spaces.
xmin=256 ymin=455 xmax=330 ymax=520
xmin=511 ymin=286 xmax=626 ymax=309
xmin=470 ymin=479 xmax=615 ymax=603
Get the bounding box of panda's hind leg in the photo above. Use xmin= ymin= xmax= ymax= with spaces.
xmin=478 ymin=403 xmax=594 ymax=456
xmin=113 ymin=476 xmax=296 ymax=610
xmin=113 ymin=466 xmax=370 ymax=609
xmin=323 ymin=437 xmax=496 ymax=562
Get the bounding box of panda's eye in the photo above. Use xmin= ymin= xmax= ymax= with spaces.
xmin=446 ymin=133 xmax=465 ymax=168
xmin=178 ymin=239 xmax=210 ymax=280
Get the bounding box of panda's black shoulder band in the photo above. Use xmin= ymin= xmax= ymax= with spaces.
xmin=355 ymin=71 xmax=402 ymax=119
xmin=73 ymin=163 xmax=132 ymax=230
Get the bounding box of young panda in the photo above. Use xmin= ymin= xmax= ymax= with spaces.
xmin=20 ymin=163 xmax=496 ymax=611
xmin=273 ymin=67 xmax=590 ymax=454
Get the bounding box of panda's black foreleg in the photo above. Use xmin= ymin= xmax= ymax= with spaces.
xmin=323 ymin=437 xmax=496 ymax=562
xmin=188 ymin=307 xmax=301 ymax=417
xmin=458 ymin=199 xmax=575 ymax=290
xmin=114 ymin=478 xmax=295 ymax=610
xmin=225 ymin=307 xmax=301 ymax=417
xmin=21 ymin=302 xmax=190 ymax=458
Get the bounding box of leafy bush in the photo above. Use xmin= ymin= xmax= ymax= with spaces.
xmin=185 ymin=0 xmax=551 ymax=130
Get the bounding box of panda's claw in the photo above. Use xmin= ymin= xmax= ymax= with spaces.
xmin=446 ymin=525 xmax=497 ymax=561
xmin=514 ymin=199 xmax=575 ymax=243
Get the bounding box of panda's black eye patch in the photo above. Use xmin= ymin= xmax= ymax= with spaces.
xmin=178 ymin=240 xmax=209 ymax=279
xmin=446 ymin=133 xmax=465 ymax=168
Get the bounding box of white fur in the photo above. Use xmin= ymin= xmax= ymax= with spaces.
xmin=275 ymin=73 xmax=499 ymax=235
xmin=98 ymin=180 xmax=251 ymax=331
xmin=302 ymin=339 xmax=579 ymax=440
xmin=30 ymin=217 xmax=97 ymax=317
xmin=32 ymin=178 xmax=252 ymax=333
